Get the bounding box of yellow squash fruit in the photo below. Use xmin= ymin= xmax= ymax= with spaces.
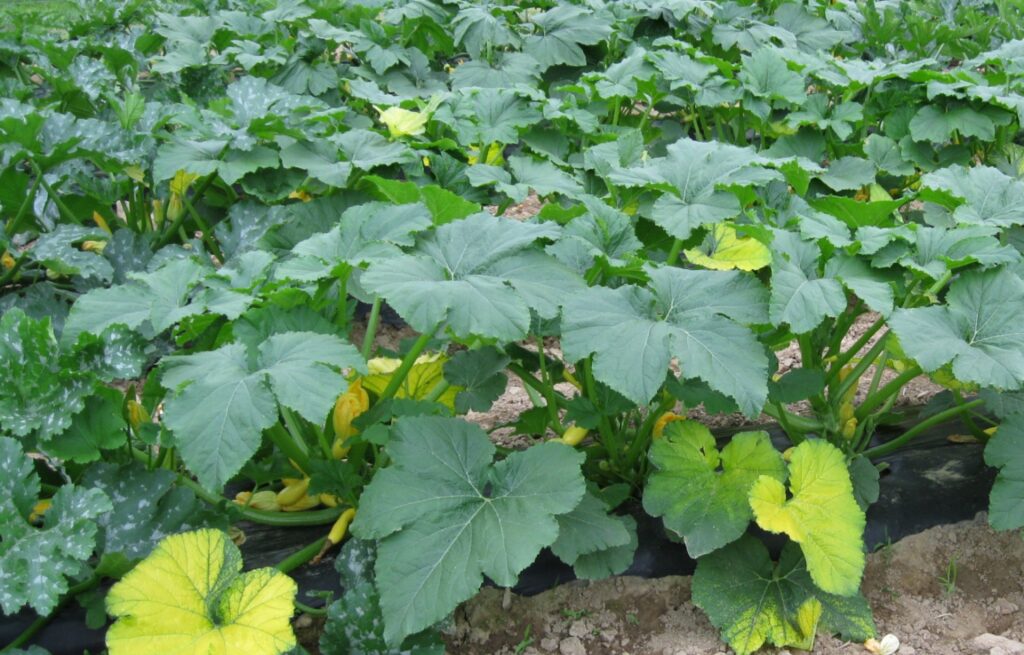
xmin=653 ymin=412 xmax=686 ymax=439
xmin=276 ymin=478 xmax=311 ymax=508
xmin=559 ymin=425 xmax=588 ymax=446
xmin=234 ymin=490 xmax=280 ymax=512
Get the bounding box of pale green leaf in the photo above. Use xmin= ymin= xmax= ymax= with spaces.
xmin=644 ymin=421 xmax=786 ymax=557
xmin=351 ymin=417 xmax=586 ymax=644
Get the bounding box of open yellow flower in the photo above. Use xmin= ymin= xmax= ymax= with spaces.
xmin=374 ymin=95 xmax=443 ymax=138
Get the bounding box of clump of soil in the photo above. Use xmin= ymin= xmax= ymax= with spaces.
xmin=446 ymin=514 xmax=1024 ymax=655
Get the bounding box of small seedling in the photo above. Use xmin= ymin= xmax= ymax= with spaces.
xmin=626 ymin=612 xmax=639 ymax=626
xmin=513 ymin=625 xmax=533 ymax=655
xmin=938 ymin=554 xmax=958 ymax=597
xmin=560 ymin=608 xmax=589 ymax=620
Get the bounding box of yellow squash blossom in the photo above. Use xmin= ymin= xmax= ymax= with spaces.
xmin=375 ymin=95 xmax=443 ymax=138
xmin=332 ymin=379 xmax=370 ymax=458
xmin=361 ymin=353 xmax=460 ymax=410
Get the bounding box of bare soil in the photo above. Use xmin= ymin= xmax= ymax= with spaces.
xmin=445 ymin=514 xmax=1024 ymax=655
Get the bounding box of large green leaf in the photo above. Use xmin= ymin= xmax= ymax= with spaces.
xmin=749 ymin=440 xmax=866 ymax=596
xmin=0 ymin=310 xmax=95 ymax=440
xmin=277 ymin=202 xmax=431 ymax=282
xmin=320 ymin=540 xmax=444 ymax=655
xmin=920 ymin=165 xmax=1024 ymax=227
xmin=82 ymin=462 xmax=220 ymax=560
xmin=769 ymin=230 xmax=846 ymax=334
xmin=443 ymin=347 xmax=510 ymax=413
xmin=739 ymin=48 xmax=806 ymax=104
xmin=561 ymin=266 xmax=769 ymax=415
xmin=161 ymin=333 xmax=365 ymax=490
xmin=550 ymin=490 xmax=632 ymax=567
xmin=985 ymin=413 xmax=1024 ymax=531
xmin=546 ymin=198 xmax=642 ymax=274
xmin=889 ymin=268 xmax=1024 ymax=389
xmin=523 ymin=5 xmax=612 ymax=70
xmin=361 ymin=213 xmax=583 ymax=340
xmin=0 ymin=437 xmax=112 ymax=615
xmin=644 ymin=421 xmax=785 ymax=557
xmin=909 ymin=104 xmax=999 ymax=143
xmin=445 ymin=88 xmax=542 ymax=145
xmin=609 ymin=138 xmax=777 ymax=240
xmin=693 ymin=536 xmax=875 ymax=655
xmin=43 ymin=386 xmax=126 ymax=463
xmin=62 ymin=258 xmax=210 ymax=345
xmin=351 ymin=416 xmax=586 ymax=645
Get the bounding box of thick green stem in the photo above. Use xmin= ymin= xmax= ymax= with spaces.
xmin=31 ymin=161 xmax=80 ymax=225
xmin=334 ymin=275 xmax=349 ymax=330
xmin=4 ymin=575 xmax=100 ymax=651
xmin=921 ymin=270 xmax=953 ymax=302
xmin=275 ymin=537 xmax=328 ymax=574
xmin=424 ymin=379 xmax=451 ymax=404
xmin=181 ymin=193 xmax=225 ymax=261
xmin=535 ymin=337 xmax=564 ymax=435
xmin=855 ymin=365 xmax=922 ymax=420
xmin=666 ymin=239 xmax=684 ymax=266
xmin=627 ymin=395 xmax=676 ymax=466
xmin=377 ymin=328 xmax=437 ymax=402
xmin=582 ymin=358 xmax=621 ymax=467
xmin=507 ymin=362 xmax=568 ymax=406
xmin=267 ymin=422 xmax=310 ymax=474
xmin=824 ymin=303 xmax=862 ymax=361
xmin=762 ymin=403 xmax=823 ymax=435
xmin=155 ymin=149 xmax=227 ymax=248
xmin=360 ymin=297 xmax=383 ymax=360
xmin=832 ymin=331 xmax=889 ymax=402
xmin=863 ymin=398 xmax=984 ymax=459
xmin=826 ymin=316 xmax=887 ymax=386
xmin=294 ymin=601 xmax=329 ymax=617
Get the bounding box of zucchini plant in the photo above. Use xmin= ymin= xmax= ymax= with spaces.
xmin=3 ymin=0 xmax=1024 ymax=654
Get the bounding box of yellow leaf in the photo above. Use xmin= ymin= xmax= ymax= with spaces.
xmin=124 ymin=165 xmax=145 ymax=183
xmin=106 ymin=529 xmax=297 ymax=655
xmin=685 ymin=224 xmax=771 ymax=271
xmin=1 ymin=251 xmax=15 ymax=270
xmin=749 ymin=440 xmax=866 ymax=596
xmin=793 ymin=598 xmax=822 ymax=650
